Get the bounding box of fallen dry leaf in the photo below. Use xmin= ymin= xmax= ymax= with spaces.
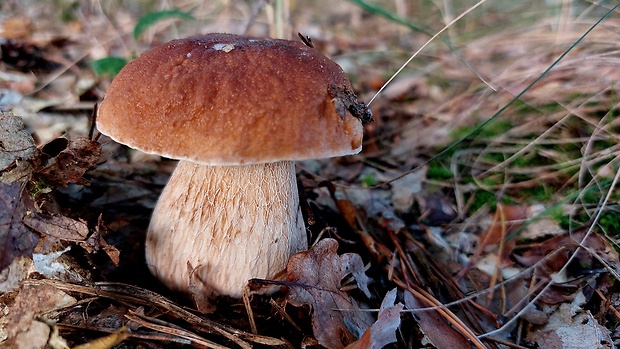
xmin=36 ymin=136 xmax=101 ymax=187
xmin=1 ymin=282 xmax=76 ymax=348
xmin=82 ymin=215 xmax=120 ymax=266
xmin=22 ymin=203 xmax=120 ymax=266
xmin=512 ymin=229 xmax=619 ymax=305
xmin=526 ymin=291 xmax=614 ymax=348
xmin=390 ymin=167 xmax=425 ymax=213
xmin=348 ymin=288 xmax=402 ymax=349
xmin=0 ymin=17 xmax=33 ymax=40
xmin=0 ymin=181 xmax=38 ymax=271
xmin=23 ymin=211 xmax=89 ymax=242
xmin=0 ymin=256 xmax=34 ymax=293
xmin=286 ymin=238 xmax=373 ymax=349
xmin=404 ymin=290 xmax=470 ymax=349
xmin=0 ymin=111 xmax=37 ymax=183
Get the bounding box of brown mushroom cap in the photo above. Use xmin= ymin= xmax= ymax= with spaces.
xmin=97 ymin=33 xmax=367 ymax=165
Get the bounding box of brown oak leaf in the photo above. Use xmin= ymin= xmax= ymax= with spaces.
xmin=286 ymin=238 xmax=373 ymax=349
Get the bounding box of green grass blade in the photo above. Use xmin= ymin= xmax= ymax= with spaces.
xmin=90 ymin=56 xmax=127 ymax=77
xmin=347 ymin=0 xmax=431 ymax=34
xmin=133 ymin=9 xmax=193 ymax=40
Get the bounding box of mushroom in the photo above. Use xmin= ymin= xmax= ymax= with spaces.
xmin=96 ymin=33 xmax=372 ymax=298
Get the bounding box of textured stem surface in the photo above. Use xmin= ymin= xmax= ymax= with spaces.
xmin=145 ymin=160 xmax=307 ymax=297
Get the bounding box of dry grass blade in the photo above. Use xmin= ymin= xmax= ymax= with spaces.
xmin=368 ymin=0 xmax=488 ymax=106
xmin=56 ymin=323 xmax=194 ymax=346
xmin=125 ymin=311 xmax=229 ymax=349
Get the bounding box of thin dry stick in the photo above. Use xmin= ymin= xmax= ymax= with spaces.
xmin=56 ymin=323 xmax=192 ymax=346
xmin=597 ymin=289 xmax=620 ymax=322
xmin=269 ymin=299 xmax=304 ymax=335
xmin=484 ymin=336 xmax=531 ymax=349
xmin=242 ymin=286 xmax=258 ymax=335
xmin=485 ymin=204 xmax=507 ymax=306
xmin=71 ymin=327 xmax=129 ymax=349
xmin=125 ymin=311 xmax=229 ymax=349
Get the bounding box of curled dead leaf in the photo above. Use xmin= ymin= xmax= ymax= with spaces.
xmin=0 ymin=111 xmax=37 ymax=183
xmin=36 ymin=136 xmax=101 ymax=187
xmin=81 ymin=215 xmax=120 ymax=266
xmin=348 ymin=288 xmax=403 ymax=349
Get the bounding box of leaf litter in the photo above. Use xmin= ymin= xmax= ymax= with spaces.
xmin=0 ymin=181 xmax=37 ymax=272
xmin=2 ymin=1 xmax=620 ymax=348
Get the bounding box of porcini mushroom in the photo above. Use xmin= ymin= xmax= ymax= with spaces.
xmin=96 ymin=33 xmax=372 ymax=298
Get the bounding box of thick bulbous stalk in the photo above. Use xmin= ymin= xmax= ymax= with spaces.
xmin=145 ymin=160 xmax=307 ymax=298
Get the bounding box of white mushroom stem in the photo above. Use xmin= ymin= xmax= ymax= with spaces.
xmin=145 ymin=160 xmax=307 ymax=298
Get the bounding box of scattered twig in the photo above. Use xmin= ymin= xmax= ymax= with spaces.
xmin=27 ymin=279 xmax=285 ymax=347
xmin=242 ymin=286 xmax=257 ymax=335
xmin=125 ymin=310 xmax=229 ymax=349
xmin=269 ymin=298 xmax=304 ymax=335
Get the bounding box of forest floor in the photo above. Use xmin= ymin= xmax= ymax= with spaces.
xmin=1 ymin=1 xmax=620 ymax=348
